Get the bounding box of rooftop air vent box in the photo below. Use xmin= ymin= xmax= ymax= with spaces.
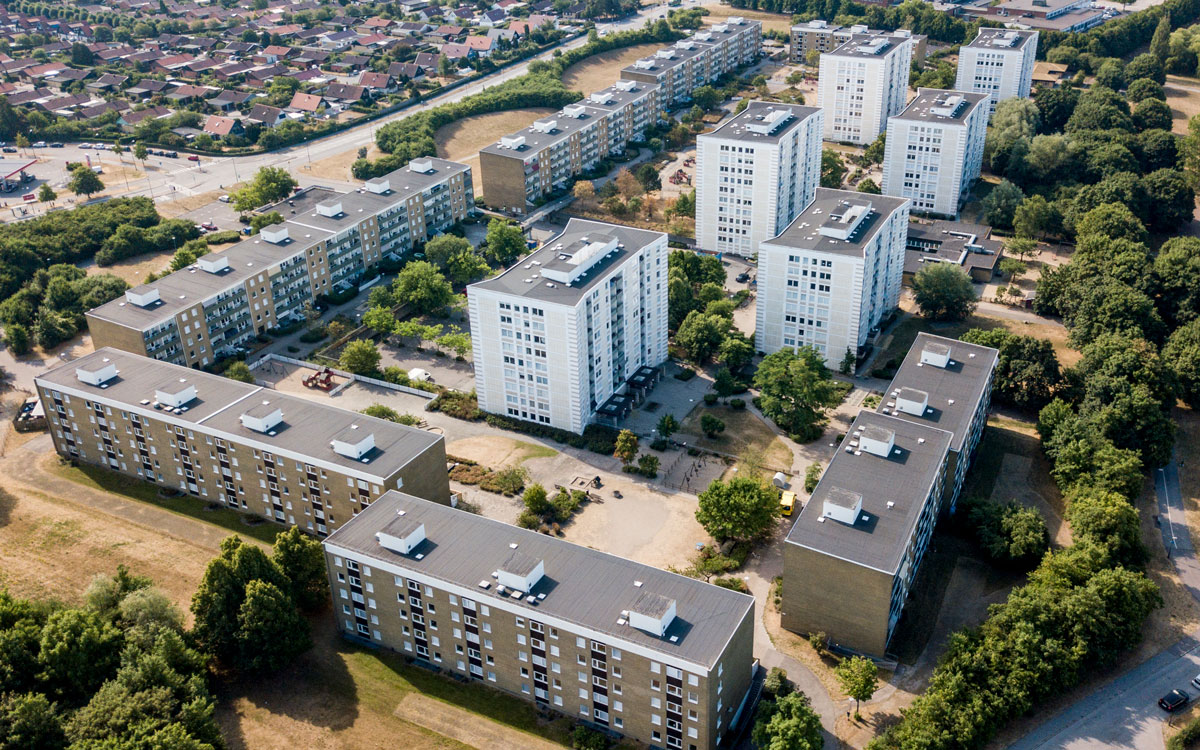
xmin=76 ymin=359 xmax=118 ymax=386
xmin=628 ymin=591 xmax=676 ymax=636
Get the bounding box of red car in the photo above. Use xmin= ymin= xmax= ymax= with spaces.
xmin=200 ymin=222 xmax=218 ymax=231
xmin=187 ymin=154 xmax=200 ymax=162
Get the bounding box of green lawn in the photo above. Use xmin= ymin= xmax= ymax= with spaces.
xmin=49 ymin=461 xmax=281 ymax=544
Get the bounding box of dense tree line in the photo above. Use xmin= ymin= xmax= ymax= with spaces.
xmin=360 ymin=23 xmax=683 ymax=178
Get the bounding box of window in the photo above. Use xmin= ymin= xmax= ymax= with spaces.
xmin=651 ymin=679 xmax=662 ymax=691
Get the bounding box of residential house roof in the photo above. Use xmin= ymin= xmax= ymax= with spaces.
xmin=288 ymin=91 xmax=322 ymax=111
xmin=203 ymin=114 xmax=239 ymax=135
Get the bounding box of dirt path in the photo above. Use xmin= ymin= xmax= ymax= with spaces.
xmin=395 ymin=693 xmax=564 ymax=750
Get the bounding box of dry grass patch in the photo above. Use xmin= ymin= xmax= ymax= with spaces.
xmin=308 ymin=143 xmax=386 ymax=182
xmin=679 ymin=404 xmax=792 ymax=470
xmin=561 ymin=43 xmax=663 ymax=92
xmin=701 ymin=4 xmax=794 ymax=33
xmin=435 ymin=108 xmax=556 ymax=195
xmin=1165 ymin=75 xmax=1200 ymax=135
xmin=157 ymin=190 xmax=228 ymax=217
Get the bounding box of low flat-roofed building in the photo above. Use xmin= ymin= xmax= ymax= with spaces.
xmin=35 ymin=348 xmax=451 ymax=536
xmin=324 ymin=490 xmax=756 ymax=749
xmin=782 ymin=410 xmax=952 ymax=656
xmin=904 ymin=220 xmax=1003 ymax=283
xmin=877 ymin=333 xmax=998 ymax=510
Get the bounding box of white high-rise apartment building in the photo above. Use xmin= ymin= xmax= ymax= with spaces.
xmin=881 ymin=89 xmax=988 ymax=218
xmin=467 ymin=219 xmax=669 ymax=434
xmin=817 ymin=32 xmax=913 ymax=145
xmin=756 ymin=189 xmax=910 ymax=366
xmin=695 ymin=101 xmax=823 ymax=257
xmin=954 ymin=29 xmax=1038 ymax=114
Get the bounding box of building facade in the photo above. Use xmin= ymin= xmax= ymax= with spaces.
xmin=695 ymin=101 xmax=823 ymax=257
xmin=881 ymin=88 xmax=988 ymax=218
xmin=756 ymin=189 xmax=910 ymax=367
xmin=324 ymin=491 xmax=757 ymax=750
xmin=86 ymin=158 xmax=474 ymax=369
xmin=816 ymin=33 xmax=912 ymax=145
xmin=782 ymin=411 xmax=951 ymax=656
xmin=479 ymin=20 xmax=762 ymax=214
xmin=34 ymin=348 xmax=451 ymax=537
xmin=954 ymin=29 xmax=1038 ymax=114
xmin=876 ymin=333 xmax=998 ymax=511
xmin=467 ymin=219 xmax=669 ymax=434
xmin=790 ymin=22 xmax=927 ymax=65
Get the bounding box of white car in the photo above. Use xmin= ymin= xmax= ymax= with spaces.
xmin=1191 ymin=673 xmax=1200 ymax=691
xmin=218 ymin=194 xmax=231 ymax=203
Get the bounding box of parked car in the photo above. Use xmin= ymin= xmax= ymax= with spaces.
xmin=164 ymin=151 xmax=178 ymax=158
xmin=32 ymin=141 xmax=46 ymax=148
xmin=200 ymin=222 xmax=218 ymax=231
xmin=735 ymin=272 xmax=750 ymax=283
xmin=1190 ymin=674 xmax=1200 ymax=691
xmin=49 ymin=142 xmax=63 ymax=148
xmin=1 ymin=147 xmax=16 ymax=154
xmin=218 ymin=194 xmax=231 ymax=203
xmin=1160 ymin=690 xmax=1189 ymax=712
xmin=79 ymin=143 xmax=91 ymax=149
xmin=187 ymin=154 xmax=200 ymax=162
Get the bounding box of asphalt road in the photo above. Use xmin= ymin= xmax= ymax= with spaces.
xmin=1010 ymin=455 xmax=1200 ymax=750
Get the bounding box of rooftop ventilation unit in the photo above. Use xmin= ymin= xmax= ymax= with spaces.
xmin=240 ymin=400 xmax=283 ymax=433
xmin=920 ymin=341 xmax=951 ymax=368
xmin=655 ymin=49 xmax=676 ymax=59
xmin=633 ymin=58 xmax=656 ymax=69
xmin=331 ymin=424 xmax=375 ymax=459
xmin=614 ymin=80 xmax=637 ymax=91
xmin=531 ymin=119 xmax=557 ymax=134
xmin=894 ymin=387 xmax=929 ymax=417
xmin=125 ymin=288 xmax=161 ymax=307
xmin=409 ymin=157 xmax=434 ymax=174
xmin=154 ymin=378 xmax=196 ymax=408
xmin=822 ymin=486 xmax=863 ymax=525
xmin=76 ymin=358 xmax=118 ymax=386
xmin=590 ymin=91 xmax=615 ymax=105
xmin=497 ymin=550 xmax=544 ymax=593
xmin=500 ymin=134 xmax=526 ymax=149
xmin=675 ymin=40 xmax=694 ymax=50
xmin=818 ymin=199 xmax=872 ymax=240
xmin=693 ymin=32 xmax=712 ymax=41
xmin=365 ymin=177 xmax=391 ymax=194
xmin=197 ymin=254 xmax=229 ymax=273
xmin=317 ymin=199 xmax=344 ymax=218
xmin=745 ymin=107 xmax=795 ymax=135
xmin=376 ymin=514 xmax=426 ymax=555
xmin=930 ymin=94 xmax=965 ymax=118
xmin=628 ymin=591 xmax=676 ymax=636
xmin=260 ymin=224 xmax=289 ymax=244
xmin=562 ymin=104 xmax=586 ymax=118
xmin=859 ymin=425 xmax=895 ymax=458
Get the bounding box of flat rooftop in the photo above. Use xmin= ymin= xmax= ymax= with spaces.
xmin=325 ymin=491 xmax=754 ymax=668
xmin=827 ymin=33 xmax=911 ymax=59
xmin=468 ymin=218 xmax=664 ymax=305
xmin=763 ymin=188 xmax=909 ymax=258
xmin=892 ymin=88 xmax=988 ymax=124
xmin=480 ymin=104 xmax=608 ymax=158
xmin=86 ymin=158 xmax=469 ymax=330
xmin=877 ymin=333 xmax=999 ymax=453
xmin=36 ymin=348 xmax=444 ymax=480
xmin=700 ymin=100 xmax=820 ymax=144
xmin=785 ymin=411 xmax=952 ymax=574
xmin=965 ymin=28 xmax=1037 ymax=50
xmin=620 ymin=40 xmax=712 ymax=78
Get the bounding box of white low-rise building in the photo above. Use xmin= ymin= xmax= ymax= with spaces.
xmin=817 ymin=32 xmax=913 ymax=145
xmin=881 ymin=89 xmax=988 ymax=218
xmin=467 ymin=219 xmax=669 ymax=434
xmin=695 ymin=101 xmax=823 ymax=257
xmin=954 ymin=28 xmax=1038 ymax=114
xmin=756 ymin=189 xmax=911 ymax=366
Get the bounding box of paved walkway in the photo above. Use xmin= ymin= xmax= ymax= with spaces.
xmin=1011 ymin=452 xmax=1200 ymax=750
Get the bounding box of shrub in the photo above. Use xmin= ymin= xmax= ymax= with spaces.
xmin=650 ymin=437 xmax=669 ymax=451
xmin=299 ymin=328 xmax=327 ymax=344
xmin=483 ymin=465 xmax=529 ymax=496
xmin=572 ymin=725 xmax=610 ymax=750
xmin=713 ymin=576 xmax=749 ymax=593
xmin=428 ymin=390 xmax=482 ymax=420
xmin=517 ymin=510 xmax=541 ymax=529
xmin=763 ymin=666 xmax=793 ymax=698
xmin=730 ymin=398 xmax=746 ymax=409
xmin=481 ymin=412 xmax=620 ymax=455
xmin=703 ymin=392 xmax=718 ymax=405
xmin=673 ymin=368 xmax=696 ymax=381
xmin=804 ymin=463 xmax=822 ymax=493
xmin=808 ymin=631 xmax=827 ymax=654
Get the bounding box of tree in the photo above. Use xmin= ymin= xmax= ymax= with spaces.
xmin=37 ymin=609 xmax=123 ymax=703
xmin=839 ymin=347 xmax=856 ymax=375
xmin=0 ymin=693 xmax=65 ymax=750
xmin=68 ymin=166 xmax=104 ymax=199
xmin=753 ymin=348 xmax=841 ymax=441
xmin=424 ymin=233 xmax=472 ymax=271
xmin=36 ymin=183 xmax=55 ymax=203
xmin=656 ymin=413 xmax=678 ymax=439
xmin=5 ymin=322 xmax=30 ymax=355
xmin=637 ymin=453 xmax=659 ymax=478
xmin=981 ymin=180 xmax=1024 ymax=230
xmin=862 ymin=132 xmax=886 ymax=165
xmin=718 ymin=332 xmax=754 ymax=372
xmin=1066 ymin=485 xmax=1147 ymax=567
xmin=523 ymin=483 xmax=550 ymax=516
xmin=912 ymin=263 xmax=977 ymax=322
xmin=485 ymin=218 xmax=526 ymax=266
xmin=223 ymin=361 xmax=254 ymax=383
xmin=615 ymin=168 xmax=642 ymax=198
xmin=635 ymin=162 xmax=662 ymax=192
xmin=392 ymin=261 xmax=454 ymax=313
xmin=1151 ymin=12 xmax=1171 ymax=62
xmin=614 ymin=429 xmax=638 ymax=465
xmin=713 ymin=366 xmax=738 ymax=399
xmin=250 ymin=211 xmax=284 ymax=234
xmin=820 ymin=148 xmax=846 ymax=188
xmin=1165 ymin=319 xmax=1200 ymax=407
xmin=236 ymin=580 xmax=311 ymax=675
xmin=232 ymin=166 xmax=297 ymax=212
xmin=1126 ymin=52 xmax=1166 ymax=84
xmin=1013 ymin=195 xmax=1058 ymax=239
xmin=1142 ymin=168 xmax=1196 ymax=233
xmin=573 ymin=180 xmax=595 ymax=201
xmin=273 ymin=526 xmax=330 ymax=611
xmin=339 ymin=339 xmax=381 ymax=374
xmin=675 ymin=310 xmax=729 ymax=363
xmin=751 ymin=692 xmax=823 ymax=750
xmin=836 ymin=655 xmax=879 ymax=717
xmin=1127 ymin=77 xmax=1165 ymax=103
xmin=695 ymin=476 xmax=779 ymax=542
xmin=1133 ymin=97 xmax=1172 ymax=132
xmin=1075 ymin=202 xmax=1147 ymax=244
xmin=700 ymin=413 xmax=725 ymax=438
xmin=960 ymin=328 xmax=1061 ymax=410
xmin=362 ymin=306 xmax=397 ymax=338
xmin=968 ymin=498 xmax=1050 ymax=569
xmin=763 ymin=667 xmax=793 ymax=698
xmin=856 ymin=178 xmax=881 ymax=194
xmin=133 ymin=142 xmax=149 ymax=165
xmin=1094 ymin=59 xmax=1124 ymax=90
